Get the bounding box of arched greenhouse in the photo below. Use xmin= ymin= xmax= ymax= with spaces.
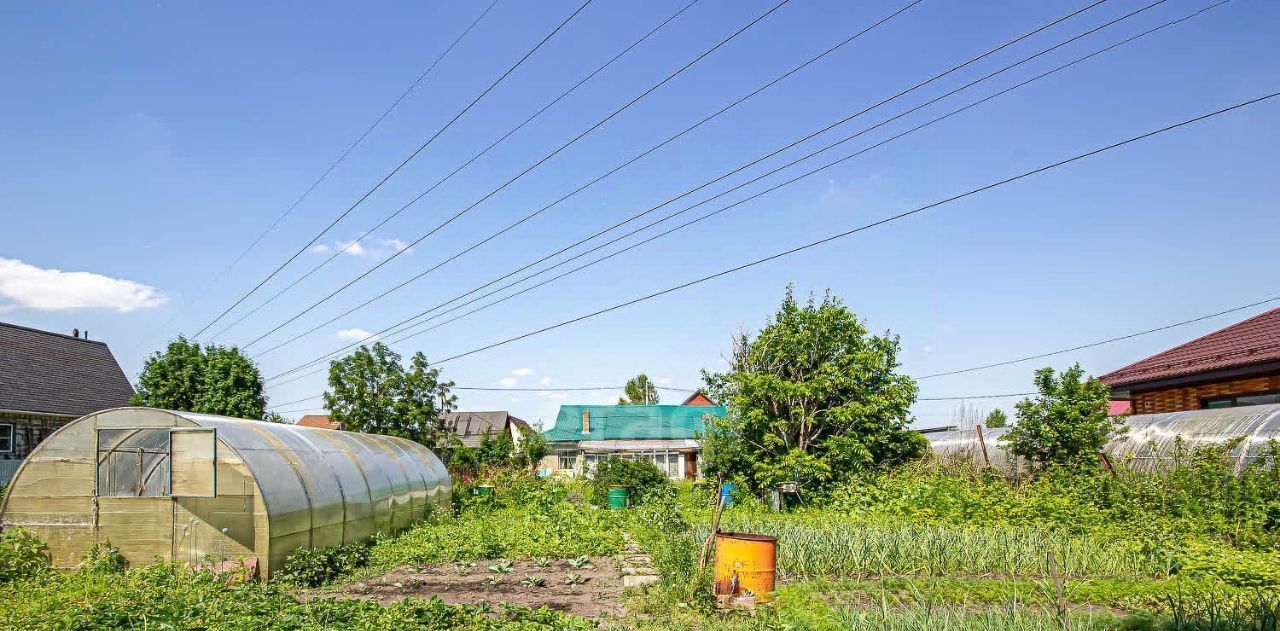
xmin=0 ymin=407 xmax=451 ymax=577
xmin=927 ymin=403 xmax=1280 ymax=474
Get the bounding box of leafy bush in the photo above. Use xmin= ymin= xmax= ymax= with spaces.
xmin=371 ymin=502 xmax=625 ymax=569
xmin=0 ymin=562 xmax=595 ymax=629
xmin=0 ymin=527 xmax=49 ymax=583
xmin=589 ymin=457 xmax=671 ymax=508
xmin=77 ymin=541 xmax=127 ymax=574
xmin=1177 ymin=542 xmax=1280 ymax=588
xmin=276 ymin=539 xmax=373 ymax=587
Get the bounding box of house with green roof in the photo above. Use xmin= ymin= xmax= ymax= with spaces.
xmin=541 ymin=403 xmax=726 ymax=480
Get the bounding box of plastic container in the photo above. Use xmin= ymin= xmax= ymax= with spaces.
xmin=719 ymin=483 xmax=737 ymax=507
xmin=606 ymin=485 xmax=630 ymax=510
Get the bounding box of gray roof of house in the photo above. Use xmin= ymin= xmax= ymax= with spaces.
xmin=0 ymin=322 xmax=135 ymax=417
xmin=441 ymin=411 xmax=527 ymax=448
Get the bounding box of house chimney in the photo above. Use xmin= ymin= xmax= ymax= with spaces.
xmin=84 ymin=330 xmax=89 ymax=340
xmin=72 ymin=328 xmax=79 ymax=338
xmin=581 ymin=410 xmax=590 ymax=434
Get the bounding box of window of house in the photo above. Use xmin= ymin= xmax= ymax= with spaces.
xmin=0 ymin=423 xmax=13 ymax=453
xmin=558 ymin=454 xmax=576 ymax=470
xmin=1202 ymin=392 xmax=1280 ymax=409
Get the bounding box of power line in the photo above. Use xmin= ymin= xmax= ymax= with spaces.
xmin=267 ymin=0 xmax=1156 ymax=382
xmin=259 ymin=0 xmax=1112 ymax=367
xmin=147 ymin=0 xmax=500 ymax=344
xmin=251 ymin=0 xmax=923 ymax=357
xmin=207 ymin=0 xmax=702 ymax=341
xmin=370 ymin=0 xmax=1200 ymax=354
xmin=268 ymin=387 xmax=1034 ymax=412
xmin=918 ymin=294 xmax=1279 ymax=379
xmin=239 ymin=0 xmax=793 ymax=349
xmin=420 ymin=93 xmax=1280 ymax=368
xmin=191 ymin=0 xmax=595 ymax=338
xmin=920 ymin=393 xmax=1035 ymax=401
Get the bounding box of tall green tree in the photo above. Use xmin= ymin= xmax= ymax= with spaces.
xmin=323 ymin=342 xmax=456 ymax=449
xmin=1001 ymin=364 xmax=1124 ymax=468
xmin=702 ymin=288 xmax=926 ymax=493
xmin=984 ymin=409 xmax=1009 ymax=429
xmin=132 ymin=336 xmax=267 ymax=419
xmin=618 ymin=373 xmax=660 ymax=405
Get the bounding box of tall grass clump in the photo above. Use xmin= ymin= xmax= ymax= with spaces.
xmin=703 ymin=515 xmax=1168 ymax=580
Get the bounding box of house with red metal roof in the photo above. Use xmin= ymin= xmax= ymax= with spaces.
xmin=1100 ymin=307 xmax=1280 ymax=414
xmin=296 ymin=414 xmax=339 ymax=430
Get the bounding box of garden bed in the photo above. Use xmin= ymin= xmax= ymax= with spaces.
xmin=311 ymin=556 xmax=624 ymax=620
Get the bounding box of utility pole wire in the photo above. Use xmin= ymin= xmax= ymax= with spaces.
xmin=267 ymin=0 xmax=1150 ymax=381
xmin=918 ymin=294 xmax=1280 ymax=380
xmin=208 ymin=0 xmax=702 ymax=340
xmin=365 ymin=0 xmax=1195 ymax=354
xmin=252 ymin=0 xmax=923 ymax=357
xmin=423 ymin=93 xmax=1280 ymax=367
xmin=257 ymin=0 xmax=1109 ymax=364
xmin=147 ymin=0 xmax=500 ymax=344
xmin=192 ymin=0 xmax=595 ymax=338
xmin=268 ymin=388 xmax=1035 ymax=412
xmin=239 ymin=0 xmax=794 ymax=349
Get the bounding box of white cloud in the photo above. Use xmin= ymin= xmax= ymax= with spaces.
xmin=336 ymin=328 xmax=377 ymax=341
xmin=0 ymin=257 xmax=166 ymax=312
xmin=657 ymin=376 xmax=673 ymax=385
xmin=337 ymin=239 xmax=367 ymax=256
xmin=498 ymin=377 xmax=518 ymax=387
xmin=539 ymin=376 xmax=553 ymax=386
xmin=922 ymin=344 xmax=934 ymax=354
xmin=323 ymin=236 xmax=414 ymax=259
xmin=538 ymin=390 xmax=568 ymax=400
xmin=512 ymin=367 xmax=534 ymax=377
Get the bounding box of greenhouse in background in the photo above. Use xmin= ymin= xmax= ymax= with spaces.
xmin=0 ymin=407 xmax=451 ymax=577
xmin=928 ymin=403 xmax=1280 ymax=474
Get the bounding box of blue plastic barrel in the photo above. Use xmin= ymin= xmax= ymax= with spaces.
xmin=720 ymin=483 xmax=736 ymax=508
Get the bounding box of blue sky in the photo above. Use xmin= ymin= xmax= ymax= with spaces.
xmin=2 ymin=0 xmax=1277 ymax=428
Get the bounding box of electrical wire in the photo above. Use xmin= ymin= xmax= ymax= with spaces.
xmin=249 ymin=0 xmax=924 ymax=356
xmin=146 ymin=0 xmax=500 ymax=344
xmin=367 ymin=0 xmax=1199 ymax=355
xmin=191 ymin=0 xmax=595 ymax=338
xmin=238 ymin=0 xmax=794 ymax=349
xmin=268 ymin=0 xmax=1169 ymax=382
xmin=267 ymin=387 xmax=1036 ymax=413
xmin=207 ymin=0 xmax=703 ymax=340
xmin=918 ymin=295 xmax=1280 ymax=379
xmin=255 ymin=0 xmax=1110 ymax=362
xmin=420 ymin=93 xmax=1280 ymax=367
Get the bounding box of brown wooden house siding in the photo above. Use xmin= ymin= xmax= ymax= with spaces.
xmin=1132 ymin=375 xmax=1280 ymax=415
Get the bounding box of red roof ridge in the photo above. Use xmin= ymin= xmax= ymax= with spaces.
xmin=1100 ymin=307 xmax=1280 ymax=387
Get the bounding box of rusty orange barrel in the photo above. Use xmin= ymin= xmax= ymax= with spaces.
xmin=713 ymin=532 xmax=777 ymax=602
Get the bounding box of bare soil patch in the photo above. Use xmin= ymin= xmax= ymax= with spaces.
xmin=311 ymin=557 xmax=624 ymax=620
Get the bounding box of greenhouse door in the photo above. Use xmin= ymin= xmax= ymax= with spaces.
xmin=95 ymin=427 xmax=175 ymax=565
xmin=170 ymin=429 xmax=216 ymax=565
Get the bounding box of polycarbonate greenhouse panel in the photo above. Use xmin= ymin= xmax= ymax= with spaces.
xmin=925 ymin=404 xmax=1280 ymax=473
xmin=0 ymin=407 xmax=451 ymax=577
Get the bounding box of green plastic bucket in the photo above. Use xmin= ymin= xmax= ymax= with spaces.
xmin=606 ymin=486 xmax=630 ymax=510
xmin=473 ymin=485 xmax=494 ymax=497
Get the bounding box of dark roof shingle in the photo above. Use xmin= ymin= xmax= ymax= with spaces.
xmin=1100 ymin=307 xmax=1280 ymax=388
xmin=0 ymin=322 xmax=135 ymax=416
xmin=441 ymin=411 xmax=525 ymax=447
